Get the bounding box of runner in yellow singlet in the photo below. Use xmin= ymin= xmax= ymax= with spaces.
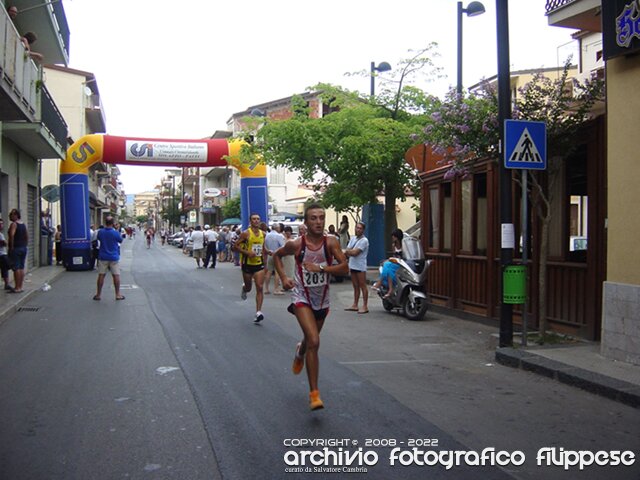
xmin=233 ymin=213 xmax=267 ymax=323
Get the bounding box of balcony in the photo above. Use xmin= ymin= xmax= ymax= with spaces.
xmin=85 ymin=91 xmax=106 ymax=134
xmin=1 ymin=7 xmax=68 ymax=159
xmin=2 ymin=82 xmax=68 ymax=159
xmin=10 ymin=0 xmax=70 ymax=65
xmin=546 ymin=0 xmax=602 ymax=32
xmin=1 ymin=8 xmax=38 ymax=120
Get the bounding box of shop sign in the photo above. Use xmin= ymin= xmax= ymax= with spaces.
xmin=603 ymin=0 xmax=640 ymax=59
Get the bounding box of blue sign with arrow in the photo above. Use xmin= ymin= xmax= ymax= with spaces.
xmin=504 ymin=120 xmax=546 ymax=170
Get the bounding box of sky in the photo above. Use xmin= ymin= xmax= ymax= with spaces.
xmin=61 ymin=0 xmax=577 ymax=194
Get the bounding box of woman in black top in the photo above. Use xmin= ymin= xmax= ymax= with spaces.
xmin=8 ymin=209 xmax=29 ymax=293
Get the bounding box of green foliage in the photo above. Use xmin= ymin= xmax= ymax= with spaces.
xmin=421 ymin=60 xmax=604 ymax=177
xmin=135 ymin=215 xmax=148 ymax=224
xmin=161 ymin=198 xmax=181 ymax=226
xmin=255 ymin=84 xmax=423 ymax=213
xmin=222 ymin=195 xmax=241 ymax=219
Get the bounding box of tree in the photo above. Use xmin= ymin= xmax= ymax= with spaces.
xmin=161 ymin=198 xmax=181 ymax=228
xmin=247 ymin=47 xmax=441 ymax=251
xmin=222 ymin=195 xmax=241 ymax=220
xmin=422 ymin=62 xmax=604 ymax=340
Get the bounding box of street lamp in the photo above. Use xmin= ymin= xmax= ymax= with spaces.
xmin=457 ymin=1 xmax=485 ymax=96
xmin=370 ymin=61 xmax=391 ymax=97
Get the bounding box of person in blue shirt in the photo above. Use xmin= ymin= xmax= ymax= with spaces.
xmin=93 ymin=216 xmax=125 ymax=301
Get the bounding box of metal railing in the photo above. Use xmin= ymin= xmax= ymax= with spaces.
xmin=546 ymin=0 xmax=579 ymax=14
xmin=52 ymin=0 xmax=71 ymax=59
xmin=1 ymin=7 xmax=38 ymax=118
xmin=39 ymin=82 xmax=68 ymax=150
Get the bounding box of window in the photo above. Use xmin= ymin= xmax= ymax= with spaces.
xmin=269 ymin=166 xmax=286 ymax=185
xmin=567 ymin=146 xmax=588 ymax=262
xmin=460 ymin=173 xmax=487 ymax=255
xmin=428 ymin=187 xmax=439 ymax=249
xmin=475 ymin=173 xmax=488 ymax=255
xmin=443 ymin=183 xmax=452 ymax=251
xmin=461 ymin=179 xmax=472 ymax=252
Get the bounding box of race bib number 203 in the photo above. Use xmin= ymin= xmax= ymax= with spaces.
xmin=303 ymin=263 xmax=328 ymax=287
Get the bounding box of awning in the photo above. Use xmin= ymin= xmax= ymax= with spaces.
xmin=220 ymin=217 xmax=241 ymax=226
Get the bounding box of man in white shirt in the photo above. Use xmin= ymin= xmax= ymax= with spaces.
xmin=203 ymin=225 xmax=219 ymax=269
xmin=264 ymin=223 xmax=285 ymax=294
xmin=190 ymin=225 xmax=205 ymax=268
xmin=344 ymin=222 xmax=369 ymax=314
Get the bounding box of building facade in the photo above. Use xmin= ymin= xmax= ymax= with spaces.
xmin=415 ymin=8 xmax=607 ymax=341
xmin=41 ymin=65 xmax=123 ymax=230
xmin=547 ymin=0 xmax=640 ymax=364
xmin=1 ymin=1 xmax=69 ymax=268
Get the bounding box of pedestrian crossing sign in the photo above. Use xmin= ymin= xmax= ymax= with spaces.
xmin=504 ymin=120 xmax=546 ymax=170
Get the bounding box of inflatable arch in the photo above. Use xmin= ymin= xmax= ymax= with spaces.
xmin=60 ymin=134 xmax=267 ymax=270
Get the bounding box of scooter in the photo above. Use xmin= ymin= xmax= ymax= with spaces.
xmin=374 ymin=236 xmax=432 ymax=321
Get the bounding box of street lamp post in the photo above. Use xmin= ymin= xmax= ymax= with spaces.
xmin=457 ymin=1 xmax=486 ymax=96
xmin=171 ymin=174 xmax=176 ymax=234
xmin=370 ymin=61 xmax=392 ymax=97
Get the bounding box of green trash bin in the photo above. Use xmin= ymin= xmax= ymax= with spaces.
xmin=503 ymin=265 xmax=527 ymax=304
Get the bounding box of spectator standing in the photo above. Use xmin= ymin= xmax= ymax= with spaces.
xmin=229 ymin=226 xmax=240 ymax=265
xmin=344 ymin=222 xmax=369 ymax=314
xmin=7 ymin=208 xmax=28 ymax=294
xmin=93 ymin=216 xmax=124 ymax=301
xmin=182 ymin=227 xmax=191 ymax=255
xmin=264 ymin=223 xmax=285 ymax=294
xmin=40 ymin=211 xmax=54 ymax=265
xmin=0 ymin=217 xmax=11 ymax=290
xmin=227 ymin=226 xmax=237 ymax=263
xmin=191 ymin=225 xmax=205 ymax=268
xmin=90 ymin=224 xmax=99 ymax=269
xmin=338 ymin=215 xmax=350 ymax=249
xmin=217 ymin=227 xmax=227 ymax=262
xmin=203 ymin=225 xmax=218 ymax=269
xmin=327 ymin=224 xmax=340 ymax=241
xmin=281 ymin=225 xmax=295 ymax=283
xmin=54 ymin=225 xmax=62 ymax=265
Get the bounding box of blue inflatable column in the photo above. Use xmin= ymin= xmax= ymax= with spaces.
xmin=60 ymin=173 xmax=92 ymax=270
xmin=240 ymin=177 xmax=268 ymax=230
xmin=362 ymin=203 xmax=385 ymax=267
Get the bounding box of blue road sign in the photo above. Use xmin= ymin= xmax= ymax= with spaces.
xmin=504 ymin=120 xmax=546 ymax=170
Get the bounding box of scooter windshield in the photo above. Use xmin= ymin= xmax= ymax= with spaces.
xmin=402 ymin=236 xmax=423 ymax=260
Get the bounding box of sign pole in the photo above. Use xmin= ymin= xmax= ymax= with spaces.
xmin=521 ymin=170 xmax=528 ymax=346
xmin=497 ymin=0 xmax=513 ymax=347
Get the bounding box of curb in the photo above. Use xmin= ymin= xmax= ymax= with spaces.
xmin=496 ymin=347 xmax=640 ymax=409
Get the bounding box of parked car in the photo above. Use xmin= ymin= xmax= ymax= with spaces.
xmin=169 ymin=232 xmax=183 ymax=247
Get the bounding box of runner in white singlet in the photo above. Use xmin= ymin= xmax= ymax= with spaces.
xmin=274 ymin=203 xmax=348 ymax=411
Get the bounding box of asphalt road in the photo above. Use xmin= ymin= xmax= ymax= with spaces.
xmin=0 ymin=235 xmax=638 ymax=480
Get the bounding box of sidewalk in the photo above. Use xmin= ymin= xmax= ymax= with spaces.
xmin=0 ymin=264 xmax=66 ymax=325
xmin=363 ymin=267 xmax=640 ymax=409
xmin=496 ymin=344 xmax=640 ymax=408
xmin=2 ymin=264 xmax=638 ymax=409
